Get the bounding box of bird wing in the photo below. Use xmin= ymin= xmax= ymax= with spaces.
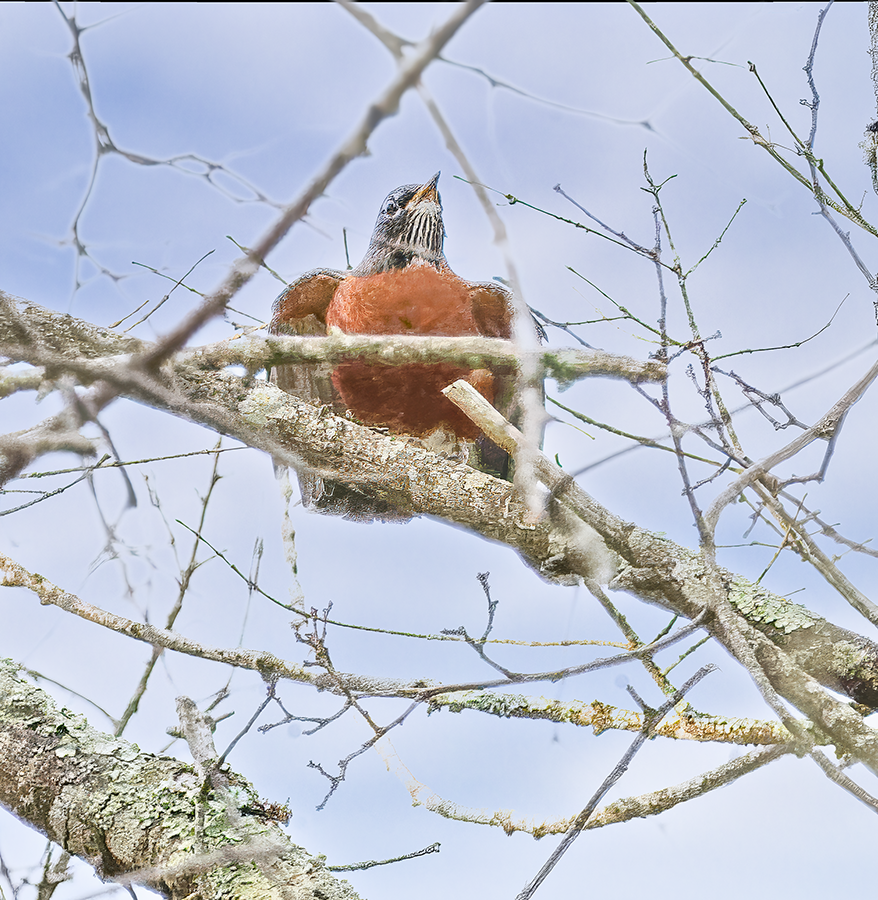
xmin=270 ymin=268 xmax=345 ymax=408
xmin=271 ymin=268 xmax=345 ymax=331
xmin=467 ymin=279 xmax=547 ymax=474
xmin=269 ymin=268 xmax=412 ymax=522
xmin=468 ymin=279 xmax=514 ymax=339
xmin=468 ymin=279 xmax=547 ymax=341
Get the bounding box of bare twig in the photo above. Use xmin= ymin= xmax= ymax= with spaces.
xmin=516 ymin=665 xmax=716 ymax=899
xmin=704 ymin=359 xmax=878 ymax=537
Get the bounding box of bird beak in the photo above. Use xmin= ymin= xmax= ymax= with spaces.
xmin=411 ymin=172 xmax=441 ymax=205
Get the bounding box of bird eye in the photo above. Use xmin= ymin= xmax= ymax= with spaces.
xmin=384 ymin=198 xmax=399 ymax=215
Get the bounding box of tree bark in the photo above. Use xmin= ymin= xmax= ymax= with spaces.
xmin=0 ymin=659 xmax=361 ymax=899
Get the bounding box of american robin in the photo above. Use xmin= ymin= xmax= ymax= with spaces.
xmin=270 ymin=172 xmax=519 ymax=520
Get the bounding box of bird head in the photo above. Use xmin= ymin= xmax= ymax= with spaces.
xmin=359 ymin=172 xmax=446 ymax=273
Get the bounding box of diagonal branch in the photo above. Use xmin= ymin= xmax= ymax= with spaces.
xmin=443 ymin=379 xmax=878 ymax=774
xmin=0 ymin=659 xmax=362 ymax=900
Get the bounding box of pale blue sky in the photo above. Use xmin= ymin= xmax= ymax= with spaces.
xmin=2 ymin=4 xmax=877 ymax=898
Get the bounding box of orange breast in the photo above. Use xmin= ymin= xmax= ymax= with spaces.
xmin=326 ymin=263 xmax=477 ymax=335
xmin=324 ymin=262 xmax=493 ymax=438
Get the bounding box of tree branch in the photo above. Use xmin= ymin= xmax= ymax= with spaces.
xmin=5 ymin=297 xmax=878 ymax=776
xmin=0 ymin=659 xmax=361 ymax=899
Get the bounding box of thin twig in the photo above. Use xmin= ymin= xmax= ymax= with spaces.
xmin=515 ymin=665 xmax=716 ymax=899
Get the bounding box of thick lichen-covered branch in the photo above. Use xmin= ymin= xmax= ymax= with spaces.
xmin=0 ymin=659 xmax=360 ymax=900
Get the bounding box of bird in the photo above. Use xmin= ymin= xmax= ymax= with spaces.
xmin=270 ymin=172 xmax=519 ymax=521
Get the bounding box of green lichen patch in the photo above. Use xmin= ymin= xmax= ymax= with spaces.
xmin=728 ymin=576 xmax=818 ymax=634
